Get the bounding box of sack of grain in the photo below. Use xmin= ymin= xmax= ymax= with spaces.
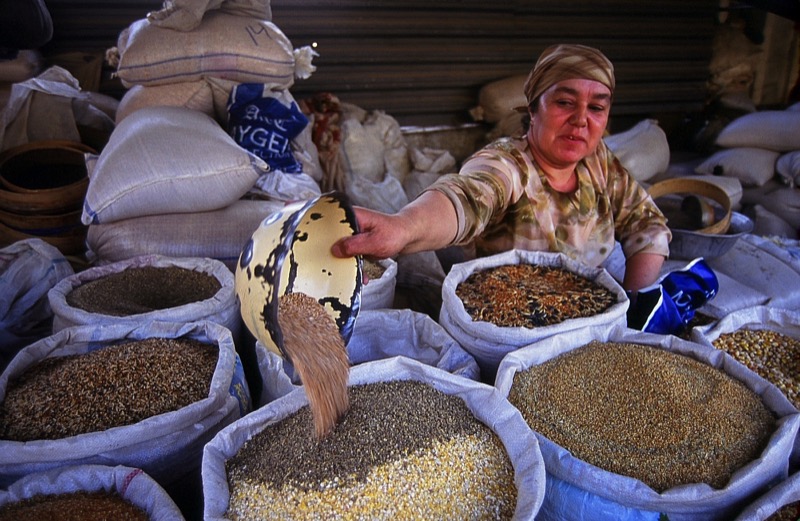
xmin=254 ymin=308 xmax=481 ymax=407
xmin=777 ymin=150 xmax=800 ymax=187
xmin=48 ymin=255 xmax=240 ymax=336
xmin=203 ymin=356 xmax=546 ymax=520
xmin=0 ymin=464 xmax=185 ymax=520
xmin=470 ymin=75 xmax=527 ymax=124
xmin=439 ymin=249 xmax=628 ymax=382
xmin=604 ymin=119 xmax=670 ymax=182
xmin=733 ymin=470 xmax=800 ymax=521
xmin=82 ymin=106 xmax=264 ymax=225
xmin=86 ymin=198 xmax=285 ymax=272
xmin=115 ymin=80 xmax=215 ymax=124
xmin=495 ymin=325 xmax=800 ymax=521
xmin=690 ymin=305 xmax=800 ymax=415
xmin=707 ymin=234 xmax=800 ymax=309
xmin=113 ymin=12 xmax=296 ymax=89
xmin=146 ymin=0 xmax=271 ymax=32
xmin=694 ymin=147 xmax=779 ymax=187
xmin=0 ymin=320 xmax=251 ymax=490
xmin=0 ymin=239 xmax=73 ymax=371
xmin=716 ymin=110 xmax=800 ymax=152
xmin=360 ymin=257 xmax=397 ymax=310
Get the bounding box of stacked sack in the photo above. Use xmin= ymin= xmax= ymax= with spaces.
xmin=695 ymin=102 xmax=800 ymax=239
xmin=87 ymin=1 xmax=325 ymax=270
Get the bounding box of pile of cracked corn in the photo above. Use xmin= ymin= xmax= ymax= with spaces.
xmin=712 ymin=329 xmax=799 ymax=410
xmin=225 ymin=380 xmax=517 ymax=520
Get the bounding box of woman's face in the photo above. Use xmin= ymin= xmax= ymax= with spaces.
xmin=527 ymin=78 xmax=611 ymax=174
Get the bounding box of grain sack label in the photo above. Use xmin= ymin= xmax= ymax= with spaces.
xmin=227 ymin=83 xmax=308 ymax=174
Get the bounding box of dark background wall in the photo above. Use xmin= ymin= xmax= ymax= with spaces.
xmin=40 ymin=0 xmax=720 ymax=131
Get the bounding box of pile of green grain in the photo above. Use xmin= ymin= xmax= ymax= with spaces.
xmin=66 ymin=266 xmax=221 ymax=316
xmin=508 ymin=341 xmax=776 ymax=492
xmin=0 ymin=491 xmax=149 ymax=521
xmin=0 ymin=338 xmax=218 ymax=441
xmin=225 ymin=380 xmax=516 ymax=520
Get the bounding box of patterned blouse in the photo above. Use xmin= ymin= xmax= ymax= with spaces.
xmin=426 ymin=136 xmax=671 ymax=267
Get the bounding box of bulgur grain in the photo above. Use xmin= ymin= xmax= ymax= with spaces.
xmin=0 ymin=491 xmax=149 ymax=521
xmin=508 ymin=341 xmax=776 ymax=492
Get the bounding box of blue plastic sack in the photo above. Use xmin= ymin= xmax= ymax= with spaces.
xmin=627 ymin=258 xmax=719 ymax=335
xmin=227 ymin=83 xmax=308 ymax=174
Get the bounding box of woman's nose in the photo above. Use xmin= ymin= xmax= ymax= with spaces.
xmin=570 ymin=106 xmax=588 ymax=127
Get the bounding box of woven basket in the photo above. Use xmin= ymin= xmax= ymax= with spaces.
xmin=0 ymin=141 xmax=93 ymax=215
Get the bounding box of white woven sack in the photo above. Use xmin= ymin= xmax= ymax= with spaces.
xmin=48 ymin=255 xmax=240 ymax=336
xmin=115 ymin=80 xmax=215 ymax=124
xmin=776 ymin=150 xmax=800 ymax=187
xmin=495 ymin=325 xmax=800 ymax=521
xmin=708 ymin=234 xmax=800 ymax=310
xmin=694 ymin=147 xmax=779 ymax=187
xmin=0 ymin=320 xmax=251 ymax=488
xmin=114 ymin=12 xmax=296 ymax=89
xmin=604 ymin=119 xmax=670 ymax=182
xmin=471 ymin=75 xmax=527 ymax=124
xmin=203 ymin=356 xmax=546 ymax=520
xmin=82 ymin=106 xmax=263 ymax=225
xmin=439 ymin=249 xmax=629 ymax=380
xmin=361 ymin=257 xmax=397 ymax=310
xmin=734 ymin=470 xmax=800 ymax=521
xmin=86 ymin=198 xmax=284 ymax=272
xmin=146 ymin=0 xmax=271 ymax=32
xmin=253 ymin=308 xmax=482 ymax=406
xmin=0 ymin=239 xmax=73 ymax=369
xmin=0 ymin=465 xmax=185 ymax=521
xmin=716 ymin=110 xmax=800 ymax=152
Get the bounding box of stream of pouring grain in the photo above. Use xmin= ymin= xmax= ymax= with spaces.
xmin=277 ymin=292 xmax=350 ymax=440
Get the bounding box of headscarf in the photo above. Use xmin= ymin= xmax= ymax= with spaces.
xmin=523 ymin=44 xmax=615 ymax=107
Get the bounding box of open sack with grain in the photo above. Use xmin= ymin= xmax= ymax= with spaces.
xmin=202 ymin=356 xmax=546 ymax=521
xmin=691 ymin=306 xmax=800 ymax=439
xmin=0 ymin=320 xmax=251 ymax=492
xmin=734 ymin=469 xmax=800 ymax=521
xmin=440 ymin=249 xmax=629 ymax=382
xmin=0 ymin=464 xmax=184 ymax=521
xmin=253 ymin=308 xmax=481 ymax=408
xmin=47 ymin=254 xmax=240 ymax=336
xmin=494 ymin=324 xmax=800 ymax=521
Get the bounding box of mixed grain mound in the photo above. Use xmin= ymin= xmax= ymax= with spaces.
xmin=508 ymin=341 xmax=776 ymax=492
xmin=712 ymin=329 xmax=799 ymax=410
xmin=225 ymin=380 xmax=517 ymax=520
xmin=0 ymin=491 xmax=149 ymax=521
xmin=66 ymin=266 xmax=221 ymax=316
xmin=277 ymin=292 xmax=350 ymax=440
xmin=456 ymin=264 xmax=616 ymax=328
xmin=362 ymin=259 xmax=386 ymax=282
xmin=0 ymin=338 xmax=218 ymax=441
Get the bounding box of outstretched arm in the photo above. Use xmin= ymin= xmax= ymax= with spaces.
xmin=331 ymin=190 xmax=458 ymax=259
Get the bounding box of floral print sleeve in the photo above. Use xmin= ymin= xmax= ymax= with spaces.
xmin=425 ymin=136 xmax=670 ymax=267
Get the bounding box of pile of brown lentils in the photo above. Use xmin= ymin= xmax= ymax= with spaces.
xmin=508 ymin=341 xmax=776 ymax=492
xmin=225 ymin=380 xmax=517 ymax=520
xmin=0 ymin=338 xmax=218 ymax=441
xmin=712 ymin=328 xmax=799 ymax=410
xmin=0 ymin=492 xmax=149 ymax=521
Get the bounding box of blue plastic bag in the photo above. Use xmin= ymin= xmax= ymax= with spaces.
xmin=627 ymin=258 xmax=719 ymax=335
xmin=227 ymin=83 xmax=309 ymax=174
